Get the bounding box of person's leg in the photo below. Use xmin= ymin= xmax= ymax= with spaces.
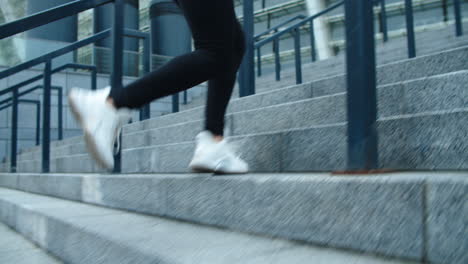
xmin=110 ymin=0 xmax=239 ymax=116
xmin=204 ymin=19 xmax=246 ymax=137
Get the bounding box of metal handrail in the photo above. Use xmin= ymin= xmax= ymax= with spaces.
xmin=254 ymin=15 xmax=306 ymax=41
xmin=0 ymin=99 xmax=41 ymax=146
xmin=255 ymin=1 xmax=344 ymax=48
xmin=0 ymin=85 xmax=64 ymax=138
xmin=0 ymin=30 xmax=111 ymax=80
xmin=254 ymin=0 xmax=344 ymax=83
xmin=0 ymin=0 xmax=123 ymax=173
xmin=0 ymin=0 xmax=113 ymax=40
xmin=0 ymin=63 xmax=97 ymax=97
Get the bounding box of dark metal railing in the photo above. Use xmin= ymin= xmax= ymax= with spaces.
xmin=255 ymin=14 xmax=306 ymax=76
xmin=240 ymin=0 xmax=464 ymax=170
xmin=254 ymin=0 xmax=345 ymax=84
xmin=0 ymin=99 xmax=40 ymax=146
xmin=0 ymin=0 xmax=131 ymax=173
xmin=123 ymin=29 xmax=152 ymax=121
xmin=1 ymin=0 xmax=465 ymax=173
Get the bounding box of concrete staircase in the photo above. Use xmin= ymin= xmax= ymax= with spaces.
xmin=0 ymin=221 xmax=62 ymax=263
xmin=0 ymin=3 xmax=467 ymax=263
xmin=0 ymin=172 xmax=466 ymax=263
xmin=3 ymin=38 xmax=467 ymax=173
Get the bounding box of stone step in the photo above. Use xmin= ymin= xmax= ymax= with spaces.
xmin=120 ymin=109 xmax=467 ymax=173
xmin=8 ymin=48 xmax=468 ymax=170
xmin=254 ymin=22 xmax=468 ymax=87
xmin=17 ymin=69 xmax=466 ymax=166
xmin=13 ymin=108 xmax=466 ymax=173
xmin=10 ymin=41 xmax=468 ymax=162
xmin=0 ymin=221 xmax=63 ymax=264
xmin=0 ymin=172 xmax=466 ymax=264
xmin=124 ymin=45 xmax=468 ymax=134
xmin=254 ymin=38 xmax=468 ymax=92
xmin=0 ymin=187 xmax=419 ymax=264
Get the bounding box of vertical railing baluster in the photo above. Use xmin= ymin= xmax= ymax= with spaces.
xmin=310 ymin=20 xmax=316 ymax=62
xmin=57 ymin=87 xmax=63 ymax=140
xmin=11 ymin=89 xmax=18 ymax=172
xmin=42 ymin=60 xmax=52 ymax=173
xmin=344 ymin=0 xmax=378 ymax=170
xmin=91 ymin=67 xmax=97 ymax=91
xmin=404 ymin=0 xmax=416 ymax=58
xmin=239 ymin=0 xmax=255 ymax=97
xmin=36 ymin=103 xmax=41 ymax=146
xmin=294 ymin=28 xmax=302 ymax=84
xmin=172 ymin=94 xmax=179 ymax=112
xmin=257 ymin=47 xmax=262 ymax=77
xmin=380 ymin=0 xmax=388 ymax=42
xmin=454 ymin=0 xmax=463 ymax=36
xmin=111 ymin=0 xmax=125 ymax=173
xmin=274 ymin=39 xmax=281 ymax=81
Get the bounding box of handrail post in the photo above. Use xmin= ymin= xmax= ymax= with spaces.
xmin=454 ymin=0 xmax=463 ymax=36
xmin=111 ymin=0 xmax=125 ymax=173
xmin=405 ymin=0 xmax=416 ymax=58
xmin=57 ymin=87 xmax=63 ymax=140
xmin=42 ymin=61 xmax=52 ymax=173
xmin=257 ymin=47 xmax=262 ymax=77
xmin=239 ymin=0 xmax=255 ymax=97
xmin=10 ymin=89 xmax=18 ymax=172
xmin=274 ymin=39 xmax=281 ymax=81
xmin=91 ymin=67 xmax=97 ymax=91
xmin=344 ymin=0 xmax=378 ymax=170
xmin=294 ymin=28 xmax=302 ymax=84
xmin=172 ymin=94 xmax=179 ymax=113
xmin=36 ymin=103 xmax=41 ymax=146
xmin=380 ymin=0 xmax=388 ymax=42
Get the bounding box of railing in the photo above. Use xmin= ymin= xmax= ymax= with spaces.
xmin=0 ymin=99 xmax=40 ymax=146
xmin=240 ymin=0 xmax=464 ymax=170
xmin=0 ymin=0 xmax=132 ymax=173
xmin=0 ymin=85 xmax=63 ymax=171
xmin=0 ymin=0 xmax=465 ymax=173
xmin=255 ymin=0 xmax=345 ymax=84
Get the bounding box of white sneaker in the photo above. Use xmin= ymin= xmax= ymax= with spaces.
xmin=68 ymin=86 xmax=132 ymax=169
xmin=189 ymin=131 xmax=249 ymax=174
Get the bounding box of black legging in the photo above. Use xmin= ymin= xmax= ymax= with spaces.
xmin=111 ymin=0 xmax=245 ymax=136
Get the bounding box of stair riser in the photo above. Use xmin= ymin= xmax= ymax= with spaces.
xmin=11 ymin=73 xmax=468 ymax=171
xmin=125 ymin=44 xmax=468 ymax=135
xmin=0 ymin=198 xmax=157 ymax=264
xmin=255 ymin=32 xmax=468 ymax=87
xmin=119 ymin=110 xmax=467 ymax=173
xmin=104 ymin=72 xmax=468 ymax=152
xmin=258 ymin=45 xmax=468 ymax=93
xmin=1 ymin=173 xmax=466 ymax=263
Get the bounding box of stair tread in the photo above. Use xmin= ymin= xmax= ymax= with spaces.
xmin=0 ymin=221 xmax=63 ymax=264
xmin=0 ymin=187 xmax=415 ymax=264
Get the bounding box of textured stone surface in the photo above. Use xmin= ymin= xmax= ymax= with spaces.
xmin=17 ymin=173 xmax=82 ymax=202
xmin=379 ymin=110 xmax=468 ymax=170
xmin=281 ymin=124 xmax=347 ymax=171
xmin=0 ymin=187 xmax=420 ymax=264
xmin=426 ymin=177 xmax=468 ymax=264
xmin=0 ymin=222 xmax=63 ymax=264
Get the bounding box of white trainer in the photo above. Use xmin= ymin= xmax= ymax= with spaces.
xmin=68 ymin=86 xmax=132 ymax=169
xmin=189 ymin=131 xmax=249 ymax=174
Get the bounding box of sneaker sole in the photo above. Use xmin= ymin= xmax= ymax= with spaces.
xmin=68 ymin=92 xmax=112 ymax=170
xmin=189 ymin=164 xmax=248 ymax=175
